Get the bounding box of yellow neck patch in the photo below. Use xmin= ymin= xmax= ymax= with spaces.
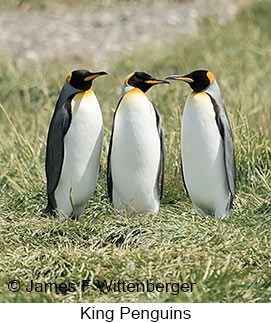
xmin=125 ymin=72 xmax=135 ymax=86
xmin=192 ymin=91 xmax=208 ymax=96
xmin=74 ymin=89 xmax=93 ymax=100
xmin=127 ymin=88 xmax=144 ymax=95
xmin=206 ymin=71 xmax=215 ymax=86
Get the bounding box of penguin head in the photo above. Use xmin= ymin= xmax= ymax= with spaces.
xmin=66 ymin=69 xmax=108 ymax=91
xmin=125 ymin=72 xmax=169 ymax=93
xmin=166 ymin=70 xmax=215 ymax=92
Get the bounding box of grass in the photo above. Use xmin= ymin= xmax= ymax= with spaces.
xmin=0 ymin=0 xmax=271 ymax=303
xmin=0 ymin=0 xmax=183 ymax=11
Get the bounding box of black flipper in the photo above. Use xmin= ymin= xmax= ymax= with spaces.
xmin=154 ymin=106 xmax=165 ymax=200
xmin=106 ymin=97 xmax=123 ymax=203
xmin=106 ymin=113 xmax=115 ymax=203
xmin=181 ymin=163 xmax=189 ymax=196
xmin=207 ymin=94 xmax=236 ymax=210
xmin=42 ymin=100 xmax=72 ymax=216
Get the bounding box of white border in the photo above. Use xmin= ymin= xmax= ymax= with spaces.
xmin=0 ymin=303 xmax=270 ymax=323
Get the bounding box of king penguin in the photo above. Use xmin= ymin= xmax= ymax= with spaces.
xmin=107 ymin=72 xmax=169 ymax=214
xmin=166 ymin=70 xmax=236 ymax=218
xmin=42 ymin=69 xmax=107 ymax=218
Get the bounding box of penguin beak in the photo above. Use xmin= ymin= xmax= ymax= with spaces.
xmin=84 ymin=71 xmax=108 ymax=82
xmin=144 ymin=78 xmax=170 ymax=85
xmin=165 ymin=75 xmax=194 ymax=83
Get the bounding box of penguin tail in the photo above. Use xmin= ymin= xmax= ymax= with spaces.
xmin=223 ymin=194 xmax=234 ymax=218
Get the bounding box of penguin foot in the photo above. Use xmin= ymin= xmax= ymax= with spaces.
xmin=40 ymin=207 xmax=56 ymax=218
xmin=219 ymin=209 xmax=233 ymax=219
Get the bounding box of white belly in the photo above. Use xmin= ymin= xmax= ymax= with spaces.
xmin=111 ymin=90 xmax=161 ymax=214
xmin=181 ymin=92 xmax=230 ymax=217
xmin=55 ymin=90 xmax=103 ymax=217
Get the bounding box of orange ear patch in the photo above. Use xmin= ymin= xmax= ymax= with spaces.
xmin=207 ymin=71 xmax=215 ymax=85
xmin=66 ymin=72 xmax=72 ymax=84
xmin=125 ymin=72 xmax=135 ymax=86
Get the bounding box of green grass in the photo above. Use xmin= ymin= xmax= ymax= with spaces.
xmin=0 ymin=0 xmax=271 ymax=302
